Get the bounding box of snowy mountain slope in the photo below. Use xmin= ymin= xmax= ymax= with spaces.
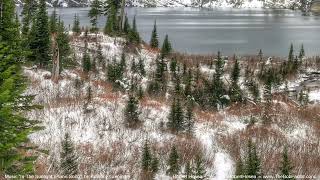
xmin=23 ymin=32 xmax=320 ymax=177
xmin=15 ymin=0 xmax=310 ymax=9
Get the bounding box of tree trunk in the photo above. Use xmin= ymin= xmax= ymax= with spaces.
xmin=120 ymin=0 xmax=126 ymax=31
xmin=51 ymin=33 xmax=60 ymax=83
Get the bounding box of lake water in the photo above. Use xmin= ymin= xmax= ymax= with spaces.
xmin=20 ymin=7 xmax=320 ymax=56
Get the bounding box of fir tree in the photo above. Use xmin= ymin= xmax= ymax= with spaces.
xmin=138 ymin=58 xmax=146 ymax=76
xmin=258 ymin=49 xmax=263 ymax=61
xmin=60 ymin=133 xmax=78 ymax=176
xmin=288 ymin=43 xmax=294 ymax=62
xmin=141 ymin=141 xmax=152 ymax=172
xmin=131 ymin=60 xmax=137 ymax=74
xmin=184 ymin=161 xmax=194 ymax=180
xmin=72 ymin=14 xmax=81 ymax=35
xmin=123 ymin=14 xmax=130 ymax=34
xmin=0 ymin=0 xmax=19 ymax=44
xmin=28 ymin=0 xmax=50 ymax=68
xmin=245 ymin=140 xmax=261 ymax=177
xmin=167 ymin=99 xmax=184 ymax=132
xmin=234 ymin=158 xmax=245 ymax=178
xmin=89 ymin=0 xmax=102 ymax=33
xmin=21 ymin=0 xmax=37 ymax=37
xmin=167 ymin=146 xmax=180 ymax=176
xmin=150 ymin=20 xmax=159 ymax=49
xmin=49 ymin=8 xmax=58 ymax=34
xmin=210 ymin=51 xmax=226 ymax=108
xmin=151 ymin=156 xmax=160 ymax=175
xmin=194 ymin=153 xmax=206 ymax=180
xmin=57 ymin=20 xmax=71 ymax=70
xmin=279 ymin=146 xmax=294 ymax=180
xmin=160 ymin=34 xmax=172 ymax=59
xmin=82 ymin=39 xmax=91 ymax=73
xmin=0 ymin=41 xmax=39 ymax=174
xmin=124 ymin=95 xmax=140 ymax=128
xmin=298 ymin=44 xmax=305 ymax=60
xmin=185 ymin=69 xmax=193 ymax=97
xmin=96 ymin=43 xmax=105 ymax=68
xmin=229 ymin=58 xmax=242 ymax=102
xmin=104 ymin=0 xmax=119 ymax=35
xmin=185 ymin=102 xmax=194 ymax=134
xmin=128 ymin=16 xmax=140 ymax=44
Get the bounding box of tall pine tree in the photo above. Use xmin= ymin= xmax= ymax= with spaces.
xmin=89 ymin=0 xmax=102 ymax=33
xmin=72 ymin=14 xmax=81 ymax=35
xmin=150 ymin=20 xmax=159 ymax=49
xmin=160 ymin=34 xmax=172 ymax=59
xmin=60 ymin=133 xmax=78 ymax=176
xmin=167 ymin=146 xmax=180 ymax=176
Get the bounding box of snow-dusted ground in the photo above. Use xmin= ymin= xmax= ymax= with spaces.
xmin=24 ymin=33 xmax=320 ymax=178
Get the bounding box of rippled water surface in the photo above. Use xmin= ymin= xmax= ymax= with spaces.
xmin=20 ymin=7 xmax=320 ymax=56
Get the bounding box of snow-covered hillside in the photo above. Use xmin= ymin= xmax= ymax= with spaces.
xmin=15 ymin=0 xmax=310 ymax=9
xmin=23 ymin=32 xmax=320 ymax=178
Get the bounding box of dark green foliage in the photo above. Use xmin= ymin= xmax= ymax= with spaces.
xmin=229 ymin=58 xmax=242 ymax=103
xmin=124 ymin=95 xmax=140 ymax=128
xmin=194 ymin=153 xmax=206 ymax=180
xmin=128 ymin=16 xmax=140 ymax=44
xmin=279 ymin=146 xmax=295 ymax=179
xmin=21 ymin=0 xmax=37 ymax=37
xmin=82 ymin=40 xmax=91 ymax=73
xmin=160 ymin=35 xmax=172 ymax=59
xmin=141 ymin=141 xmax=152 ymax=171
xmin=0 ymin=42 xmax=39 ymax=175
xmin=234 ymin=158 xmax=245 ymax=179
xmin=151 ymin=156 xmax=159 ymax=175
xmin=0 ymin=0 xmax=19 ymax=44
xmin=49 ymin=9 xmax=58 ymax=34
xmin=185 ymin=102 xmax=194 ymax=134
xmin=28 ymin=0 xmax=50 ymax=68
xmin=72 ymin=14 xmax=81 ymax=34
xmin=104 ymin=0 xmax=120 ymax=35
xmin=138 ymin=58 xmax=146 ymax=76
xmin=183 ymin=161 xmax=193 ymax=180
xmin=288 ymin=43 xmax=294 ymax=62
xmin=60 ymin=133 xmax=78 ymax=176
xmin=167 ymin=146 xmax=180 ymax=176
xmin=258 ymin=49 xmax=263 ymax=61
xmin=245 ymin=139 xmax=261 ymax=177
xmin=167 ymin=99 xmax=184 ymax=133
xmin=123 ymin=15 xmax=131 ymax=34
xmin=184 ymin=69 xmax=193 ymax=97
xmin=57 ymin=20 xmax=72 ymax=70
xmin=150 ymin=20 xmax=159 ymax=49
xmin=299 ymin=44 xmax=305 ymax=60
xmin=89 ymin=0 xmax=102 ymax=33
xmin=107 ymin=57 xmax=125 ymax=86
xmin=147 ymin=57 xmax=167 ymax=96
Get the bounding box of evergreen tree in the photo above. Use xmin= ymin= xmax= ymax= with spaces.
xmin=49 ymin=8 xmax=58 ymax=34
xmin=138 ymin=58 xmax=146 ymax=76
xmin=279 ymin=146 xmax=294 ymax=179
xmin=229 ymin=58 xmax=242 ymax=102
xmin=150 ymin=20 xmax=159 ymax=49
xmin=82 ymin=39 xmax=91 ymax=73
xmin=258 ymin=49 xmax=263 ymax=61
xmin=123 ymin=14 xmax=130 ymax=34
xmin=96 ymin=43 xmax=105 ymax=68
xmin=0 ymin=0 xmax=19 ymax=44
xmin=245 ymin=140 xmax=261 ymax=177
xmin=28 ymin=0 xmax=50 ymax=68
xmin=89 ymin=0 xmax=102 ymax=33
xmin=160 ymin=34 xmax=172 ymax=59
xmin=167 ymin=99 xmax=184 ymax=132
xmin=0 ymin=41 xmax=39 ymax=174
xmin=21 ymin=0 xmax=37 ymax=37
xmin=185 ymin=102 xmax=194 ymax=134
xmin=234 ymin=158 xmax=245 ymax=178
xmin=104 ymin=0 xmax=119 ymax=35
xmin=124 ymin=95 xmax=140 ymax=128
xmin=167 ymin=146 xmax=180 ymax=176
xmin=147 ymin=57 xmax=167 ymax=96
xmin=57 ymin=20 xmax=71 ymax=70
xmin=151 ymin=156 xmax=160 ymax=175
xmin=60 ymin=133 xmax=78 ymax=176
xmin=298 ymin=44 xmax=305 ymax=60
xmin=288 ymin=43 xmax=294 ymax=62
xmin=141 ymin=141 xmax=152 ymax=172
xmin=128 ymin=16 xmax=140 ymax=44
xmin=72 ymin=14 xmax=81 ymax=35
xmin=194 ymin=153 xmax=206 ymax=180
xmin=184 ymin=161 xmax=194 ymax=180
xmin=185 ymin=69 xmax=193 ymax=97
